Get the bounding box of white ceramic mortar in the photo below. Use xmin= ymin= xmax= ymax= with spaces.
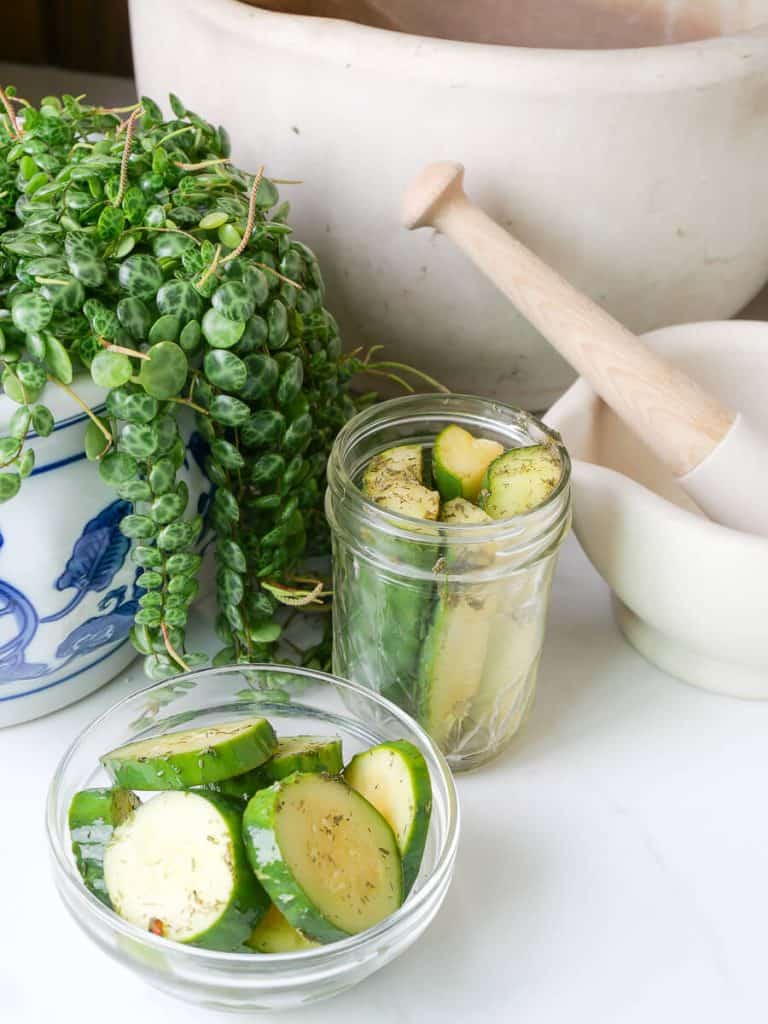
xmin=130 ymin=0 xmax=768 ymax=407
xmin=546 ymin=321 xmax=768 ymax=698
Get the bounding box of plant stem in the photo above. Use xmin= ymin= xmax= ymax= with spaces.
xmin=99 ymin=338 xmax=150 ymax=360
xmin=49 ymin=377 xmax=113 ymax=444
xmin=168 ymin=395 xmax=210 ymax=416
xmin=114 ymin=106 xmax=143 ymax=206
xmin=221 ymin=165 xmax=263 ymax=264
xmin=196 ymin=243 xmax=221 ymax=288
xmin=161 ymin=622 xmax=191 ymax=673
xmin=174 ymin=157 xmax=232 ymax=171
xmin=0 ymin=85 xmax=22 ymax=140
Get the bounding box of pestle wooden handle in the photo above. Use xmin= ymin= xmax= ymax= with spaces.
xmin=402 ymin=162 xmax=735 ymax=478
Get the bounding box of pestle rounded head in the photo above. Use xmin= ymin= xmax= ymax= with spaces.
xmin=402 ymin=161 xmax=466 ymax=230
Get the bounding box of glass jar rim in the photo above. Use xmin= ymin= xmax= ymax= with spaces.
xmin=326 ymin=393 xmax=572 ymax=549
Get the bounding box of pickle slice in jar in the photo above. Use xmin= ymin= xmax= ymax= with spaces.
xmin=351 ymin=444 xmax=441 ymax=714
xmin=432 ymin=425 xmax=503 ymax=503
xmin=478 ymin=445 xmax=562 ymax=518
xmin=362 ymin=443 xmax=440 ymax=520
xmin=417 ymin=498 xmax=496 ymax=749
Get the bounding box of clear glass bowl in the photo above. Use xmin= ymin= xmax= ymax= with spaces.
xmin=46 ymin=666 xmax=459 ymax=1013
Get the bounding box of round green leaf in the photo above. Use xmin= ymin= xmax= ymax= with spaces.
xmin=148 ymin=457 xmax=176 ymax=495
xmin=199 ymin=210 xmax=228 ymax=230
xmin=15 ymin=360 xmax=48 ymax=394
xmin=212 ymin=280 xmax=256 ymax=322
xmin=210 ymin=438 xmax=245 ymax=470
xmin=156 ymin=280 xmax=203 ymax=322
xmin=138 ymin=341 xmax=188 ymax=399
xmin=120 ymin=514 xmax=158 ymax=540
xmin=152 ymin=231 xmax=194 ymax=259
xmin=97 ymin=205 xmax=125 ymax=241
xmin=218 ymin=539 xmax=246 ymax=573
xmin=9 ymin=406 xmax=31 ymax=439
xmin=179 ymin=319 xmax=202 ymax=353
xmin=117 ymin=479 xmax=153 ymax=503
xmin=84 ymin=418 xmax=112 ymax=460
xmin=117 ymin=296 xmax=152 ymax=340
xmin=118 ymin=253 xmax=164 ymax=300
xmin=90 ymin=350 xmax=133 ymax=389
xmin=133 ymin=545 xmax=163 ymax=569
xmin=42 ymin=333 xmax=73 ymax=384
xmin=0 ymin=473 xmax=21 ymax=502
xmin=148 ymin=313 xmax=181 ymax=343
xmin=166 ymin=552 xmax=202 ymax=575
xmin=0 ymin=438 xmax=22 ymax=464
xmin=208 ymin=394 xmax=250 ymax=426
xmin=250 ymin=453 xmax=285 ymax=485
xmin=203 ymin=349 xmax=247 ymax=392
xmin=31 ymin=404 xmax=54 ymax=437
xmin=11 ymin=291 xmax=52 ymax=333
xmin=99 ymin=450 xmax=139 ymax=486
xmin=202 ymin=308 xmax=245 ymax=349
xmin=38 ymin=276 xmax=84 ymax=314
xmin=106 ymin=386 xmax=159 ymax=425
xmin=120 ymin=422 xmax=160 ymax=458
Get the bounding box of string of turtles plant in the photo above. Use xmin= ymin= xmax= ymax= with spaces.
xmin=0 ymin=87 xmax=442 ymax=681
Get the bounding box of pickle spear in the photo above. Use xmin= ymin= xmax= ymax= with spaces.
xmin=341 ymin=444 xmax=440 ymax=713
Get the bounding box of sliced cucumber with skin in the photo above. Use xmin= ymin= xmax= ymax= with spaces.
xmin=362 ymin=443 xmax=440 ymax=520
xmin=69 ymin=787 xmax=140 ymax=906
xmin=345 ymin=444 xmax=441 ymax=713
xmin=104 ymin=790 xmax=269 ymax=949
xmin=478 ymin=445 xmax=562 ymax=519
xmin=202 ymin=735 xmax=343 ymax=801
xmin=246 ymin=903 xmax=319 ymax=953
xmin=345 ymin=740 xmax=432 ymax=895
xmin=242 ymin=773 xmax=403 ymax=943
xmin=418 ymin=499 xmax=497 ymax=749
xmin=101 ymin=717 xmax=277 ymax=790
xmin=432 ymin=425 xmax=503 ymax=502
xmin=261 ymin=735 xmax=343 ymax=782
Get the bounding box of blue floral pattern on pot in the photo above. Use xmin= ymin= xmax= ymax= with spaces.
xmin=0 ymin=387 xmax=211 ymax=726
xmin=0 ymin=500 xmax=137 ymax=683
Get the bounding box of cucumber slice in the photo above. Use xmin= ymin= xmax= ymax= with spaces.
xmin=345 ymin=740 xmax=432 ymax=895
xmin=439 ymin=496 xmax=493 ymax=528
xmin=101 ymin=717 xmax=277 ymax=790
xmin=362 ymin=443 xmax=440 ymax=520
xmin=242 ymin=773 xmax=403 ymax=943
xmin=417 ymin=499 xmax=497 ymax=749
xmin=69 ymin=787 xmax=140 ymax=906
xmin=474 ymin=615 xmax=543 ymax=741
xmin=103 ymin=790 xmax=269 ymax=949
xmin=432 ymin=425 xmax=503 ymax=502
xmin=203 ymin=735 xmax=343 ymax=801
xmin=478 ymin=445 xmax=562 ymax=518
xmin=342 ymin=443 xmax=441 ymax=714
xmin=246 ymin=904 xmax=319 ymax=953
xmin=262 ymin=735 xmax=343 ymax=782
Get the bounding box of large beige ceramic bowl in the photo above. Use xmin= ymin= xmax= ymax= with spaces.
xmin=546 ymin=321 xmax=768 ymax=699
xmin=130 ymin=0 xmax=768 ymax=407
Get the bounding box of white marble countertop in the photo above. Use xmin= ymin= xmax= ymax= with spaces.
xmin=3 ymin=534 xmax=768 ymax=1024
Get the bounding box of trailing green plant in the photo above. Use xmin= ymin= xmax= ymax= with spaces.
xmin=0 ymin=87 xmax=442 ymax=680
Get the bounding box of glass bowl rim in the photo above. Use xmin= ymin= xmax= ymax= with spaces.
xmin=46 ymin=663 xmax=460 ymax=967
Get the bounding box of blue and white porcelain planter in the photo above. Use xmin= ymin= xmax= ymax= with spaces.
xmin=0 ymin=377 xmax=210 ymax=727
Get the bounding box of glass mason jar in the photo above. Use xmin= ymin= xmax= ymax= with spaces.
xmin=325 ymin=394 xmax=572 ymax=772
